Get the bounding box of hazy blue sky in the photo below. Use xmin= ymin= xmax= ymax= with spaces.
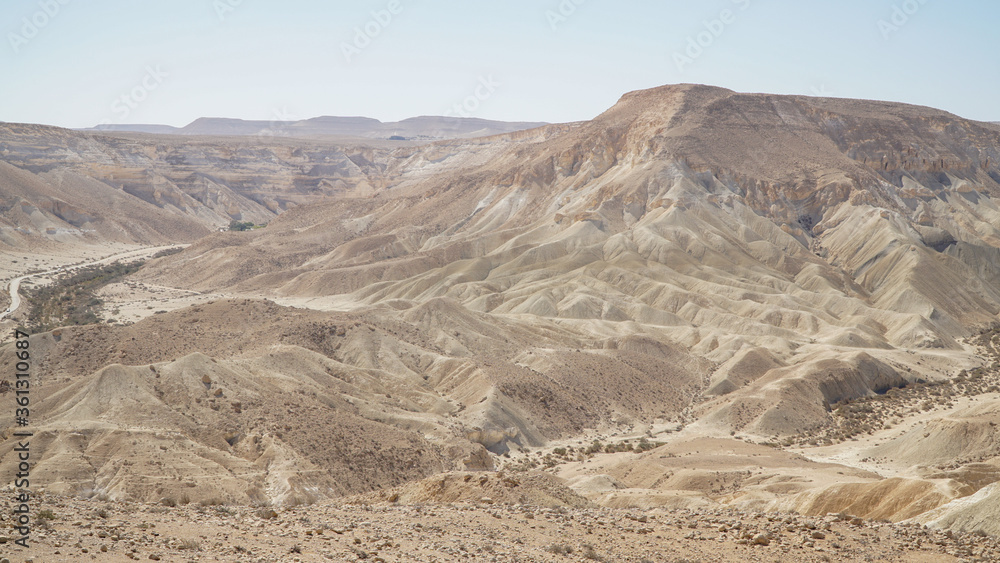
xmin=1 ymin=0 xmax=997 ymax=128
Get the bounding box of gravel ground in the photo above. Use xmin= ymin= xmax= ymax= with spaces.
xmin=5 ymin=491 xmax=997 ymax=562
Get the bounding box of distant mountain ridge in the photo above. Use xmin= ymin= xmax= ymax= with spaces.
xmin=84 ymin=115 xmax=548 ymax=140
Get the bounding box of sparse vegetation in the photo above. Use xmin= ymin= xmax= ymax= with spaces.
xmin=508 ymin=437 xmax=666 ymax=472
xmin=151 ymin=246 xmax=184 ymax=259
xmin=228 ymin=220 xmax=266 ymax=231
xmin=789 ymin=325 xmax=1000 ymax=447
xmin=37 ymin=509 xmax=57 ymax=521
xmin=24 ymin=260 xmax=145 ymax=332
xmin=547 ymin=543 xmax=574 ymax=555
xmin=582 ymin=543 xmax=606 ymax=561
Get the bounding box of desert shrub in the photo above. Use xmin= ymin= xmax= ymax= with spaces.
xmin=228 ymin=220 xmax=255 ymax=231
xmin=582 ymin=544 xmax=606 ymax=561
xmin=547 ymin=544 xmax=573 ymax=555
xmin=37 ymin=509 xmax=56 ymax=521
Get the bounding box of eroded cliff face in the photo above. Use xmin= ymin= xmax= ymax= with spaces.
xmin=138 ymin=86 xmax=1000 ymax=336
xmin=131 ymin=87 xmax=1000 ymax=455
xmin=0 ymin=124 xmax=404 ymax=246
xmin=9 ymin=86 xmax=1000 ymax=530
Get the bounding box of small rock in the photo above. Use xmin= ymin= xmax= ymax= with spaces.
xmin=753 ymin=533 xmax=770 ymax=546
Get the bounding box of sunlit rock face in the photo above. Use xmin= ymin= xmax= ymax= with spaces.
xmin=7 ymin=86 xmax=1000 ymax=531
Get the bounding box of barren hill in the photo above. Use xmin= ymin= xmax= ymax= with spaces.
xmin=7 ymin=84 xmax=1000 ymax=537
xmin=0 ymin=121 xmax=548 ymax=250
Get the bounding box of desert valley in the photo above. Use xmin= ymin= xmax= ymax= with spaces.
xmin=4 ymin=84 xmax=1000 ymax=562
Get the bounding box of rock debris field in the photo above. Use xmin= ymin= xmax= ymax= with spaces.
xmin=5 ymin=484 xmax=999 ymax=563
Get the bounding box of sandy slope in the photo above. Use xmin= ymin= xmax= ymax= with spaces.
xmin=6 ymin=85 xmax=1000 ymax=540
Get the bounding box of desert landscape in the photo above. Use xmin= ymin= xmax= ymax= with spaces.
xmin=4 ymin=83 xmax=1000 ymax=561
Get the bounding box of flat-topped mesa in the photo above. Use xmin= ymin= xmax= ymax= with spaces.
xmin=569 ymin=84 xmax=1000 ymax=226
xmin=123 ymin=85 xmax=1000 ymax=340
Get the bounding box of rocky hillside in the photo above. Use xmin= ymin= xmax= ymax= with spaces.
xmin=12 ymin=489 xmax=997 ymax=562
xmin=140 ymin=84 xmax=1000 ymax=433
xmin=7 ymin=84 xmax=1000 ymax=537
xmin=0 ymin=122 xmax=554 ymax=249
